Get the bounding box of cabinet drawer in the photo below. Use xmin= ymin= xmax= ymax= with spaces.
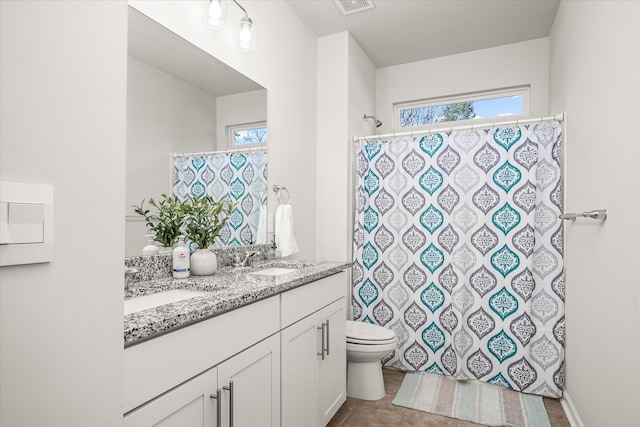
xmin=281 ymin=271 xmax=346 ymax=328
xmin=124 ymin=295 xmax=279 ymax=413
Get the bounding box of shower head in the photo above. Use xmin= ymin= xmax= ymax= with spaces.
xmin=364 ymin=114 xmax=382 ymax=128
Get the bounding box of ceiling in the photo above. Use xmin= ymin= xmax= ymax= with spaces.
xmin=286 ymin=0 xmax=560 ymax=68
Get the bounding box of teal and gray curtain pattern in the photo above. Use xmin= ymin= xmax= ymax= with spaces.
xmin=352 ymin=121 xmax=565 ymax=398
xmin=173 ymin=152 xmax=267 ymax=246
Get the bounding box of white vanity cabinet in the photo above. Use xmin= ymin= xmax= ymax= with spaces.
xmin=123 ymin=269 xmax=347 ymax=427
xmin=124 ymin=334 xmax=280 ymax=427
xmin=281 ymin=272 xmax=346 ymax=427
xmin=123 ymin=296 xmax=281 ymax=426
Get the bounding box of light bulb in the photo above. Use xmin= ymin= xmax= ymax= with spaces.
xmin=209 ymin=1 xmax=222 ymax=18
xmin=239 ymin=16 xmax=253 ymax=51
xmin=203 ymin=0 xmax=226 ymax=29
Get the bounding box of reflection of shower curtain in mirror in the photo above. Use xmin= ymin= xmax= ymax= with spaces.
xmin=173 ymin=151 xmax=268 ymax=247
xmin=352 ymin=120 xmax=565 ymax=398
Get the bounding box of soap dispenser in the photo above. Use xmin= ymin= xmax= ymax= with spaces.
xmin=267 ymin=238 xmax=281 ymax=260
xmin=172 ymin=236 xmax=190 ymax=279
xmin=142 ymin=234 xmax=159 ymax=256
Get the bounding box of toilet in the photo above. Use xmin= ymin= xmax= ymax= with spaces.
xmin=346 ymin=320 xmax=397 ymax=400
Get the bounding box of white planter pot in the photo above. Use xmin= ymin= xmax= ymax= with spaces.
xmin=158 ymin=246 xmax=173 ymax=256
xmin=190 ymin=249 xmax=217 ymax=275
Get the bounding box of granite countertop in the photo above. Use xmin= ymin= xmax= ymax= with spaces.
xmin=124 ymin=260 xmax=350 ymax=347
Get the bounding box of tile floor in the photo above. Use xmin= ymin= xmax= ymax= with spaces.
xmin=327 ymin=368 xmax=571 ymax=427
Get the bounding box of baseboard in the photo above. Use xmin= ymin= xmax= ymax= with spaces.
xmin=560 ymin=390 xmax=585 ymax=427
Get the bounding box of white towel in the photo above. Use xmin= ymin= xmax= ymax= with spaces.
xmin=256 ymin=204 xmax=267 ymax=244
xmin=275 ymin=204 xmax=299 ymax=257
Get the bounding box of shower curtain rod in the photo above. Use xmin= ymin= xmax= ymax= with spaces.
xmin=172 ymin=145 xmax=266 ymax=159
xmin=352 ymin=112 xmax=565 ymax=142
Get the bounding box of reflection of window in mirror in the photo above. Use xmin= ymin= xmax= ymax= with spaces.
xmin=228 ymin=121 xmax=267 ymax=148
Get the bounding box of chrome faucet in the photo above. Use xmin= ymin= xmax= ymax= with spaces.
xmin=241 ymin=251 xmax=261 ymax=267
xmin=124 ymin=266 xmax=140 ymax=291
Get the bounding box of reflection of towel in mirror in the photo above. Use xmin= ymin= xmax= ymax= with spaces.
xmin=256 ymin=204 xmax=267 ymax=244
xmin=275 ymin=204 xmax=299 ymax=257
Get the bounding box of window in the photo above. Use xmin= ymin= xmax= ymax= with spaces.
xmin=228 ymin=122 xmax=267 ymax=148
xmin=394 ymin=86 xmax=530 ymax=129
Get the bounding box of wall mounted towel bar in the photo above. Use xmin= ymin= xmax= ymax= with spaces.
xmin=559 ymin=209 xmax=607 ymax=220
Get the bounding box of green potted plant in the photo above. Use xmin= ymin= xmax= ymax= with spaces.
xmin=132 ymin=194 xmax=185 ymax=254
xmin=183 ymin=195 xmax=236 ymax=275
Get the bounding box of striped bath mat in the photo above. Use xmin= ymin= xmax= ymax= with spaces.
xmin=392 ymin=372 xmax=551 ymax=427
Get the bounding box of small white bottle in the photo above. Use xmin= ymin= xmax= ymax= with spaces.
xmin=173 ymin=236 xmax=190 ymax=279
xmin=142 ymin=234 xmax=159 ymax=256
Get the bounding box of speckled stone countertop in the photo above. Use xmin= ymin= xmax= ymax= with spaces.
xmin=124 ymin=260 xmax=350 ymax=347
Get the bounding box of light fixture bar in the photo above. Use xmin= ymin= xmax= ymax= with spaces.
xmin=231 ymin=0 xmax=248 ymax=17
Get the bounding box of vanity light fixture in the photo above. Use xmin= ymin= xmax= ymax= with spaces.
xmin=203 ymin=0 xmax=255 ymax=52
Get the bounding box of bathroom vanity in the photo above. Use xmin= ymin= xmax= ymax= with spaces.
xmin=123 ymin=259 xmax=348 ymax=427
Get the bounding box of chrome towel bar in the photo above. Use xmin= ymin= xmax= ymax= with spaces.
xmin=559 ymin=209 xmax=607 ymax=220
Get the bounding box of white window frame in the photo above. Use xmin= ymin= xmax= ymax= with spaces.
xmin=227 ymin=121 xmax=268 ymax=149
xmin=393 ymin=86 xmax=530 ymax=130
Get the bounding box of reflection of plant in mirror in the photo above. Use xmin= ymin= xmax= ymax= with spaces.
xmin=183 ymin=196 xmax=237 ymax=250
xmin=132 ymin=194 xmax=185 ymax=248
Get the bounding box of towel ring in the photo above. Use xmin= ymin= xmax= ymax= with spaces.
xmin=273 ymin=184 xmax=291 ymax=205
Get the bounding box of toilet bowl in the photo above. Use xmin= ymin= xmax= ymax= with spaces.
xmin=346 ymin=320 xmax=397 ymax=400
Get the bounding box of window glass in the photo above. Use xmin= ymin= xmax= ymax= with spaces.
xmin=396 ymin=87 xmax=529 ymax=128
xmin=228 ymin=122 xmax=267 ymax=147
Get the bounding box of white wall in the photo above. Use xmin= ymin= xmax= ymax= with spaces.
xmin=348 ymin=35 xmax=377 ymax=144
xmin=375 ymin=38 xmax=550 ymax=132
xmin=0 ymin=1 xmax=128 ymax=426
xmin=316 ymin=32 xmax=376 ymax=265
xmin=129 ymin=0 xmax=319 ymax=260
xmin=549 ymin=2 xmax=640 ymax=426
xmin=316 ymin=32 xmax=375 ymax=320
xmin=1 ymin=0 xmax=318 ymax=424
xmin=126 ymin=57 xmax=218 ymax=256
xmin=316 ymin=32 xmax=349 ymax=262
xmin=216 ymin=89 xmax=267 ymax=150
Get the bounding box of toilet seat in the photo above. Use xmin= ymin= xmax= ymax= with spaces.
xmin=346 ymin=320 xmax=396 ymax=342
xmin=347 ymin=336 xmax=396 ymax=345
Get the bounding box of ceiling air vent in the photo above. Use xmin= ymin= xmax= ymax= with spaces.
xmin=334 ymin=0 xmax=375 ymax=16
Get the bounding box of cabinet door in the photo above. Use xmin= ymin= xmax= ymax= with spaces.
xmin=281 ymin=298 xmax=347 ymax=427
xmin=281 ymin=311 xmax=320 ymax=427
xmin=318 ymin=301 xmax=346 ymax=426
xmin=123 ymin=367 xmax=218 ymax=427
xmin=217 ymin=333 xmax=280 ymax=427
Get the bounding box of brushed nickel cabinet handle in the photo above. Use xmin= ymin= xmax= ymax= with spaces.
xmin=317 ymin=323 xmax=326 ymax=360
xmin=223 ymin=381 xmax=234 ymax=427
xmin=325 ymin=319 xmax=330 ymax=357
xmin=209 ymin=389 xmax=222 ymax=427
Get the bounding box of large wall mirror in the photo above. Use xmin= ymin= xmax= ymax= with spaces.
xmin=125 ymin=7 xmax=267 ymax=256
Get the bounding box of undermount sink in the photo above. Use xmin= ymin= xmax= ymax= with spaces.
xmin=248 ymin=267 xmax=298 ymax=277
xmin=124 ymin=289 xmax=209 ymax=315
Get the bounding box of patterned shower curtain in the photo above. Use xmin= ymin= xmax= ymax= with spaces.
xmin=173 ymin=151 xmax=268 ymax=246
xmin=352 ymin=120 xmax=565 ymax=398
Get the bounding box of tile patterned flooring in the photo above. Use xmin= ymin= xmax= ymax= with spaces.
xmin=327 ymin=368 xmax=571 ymax=427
